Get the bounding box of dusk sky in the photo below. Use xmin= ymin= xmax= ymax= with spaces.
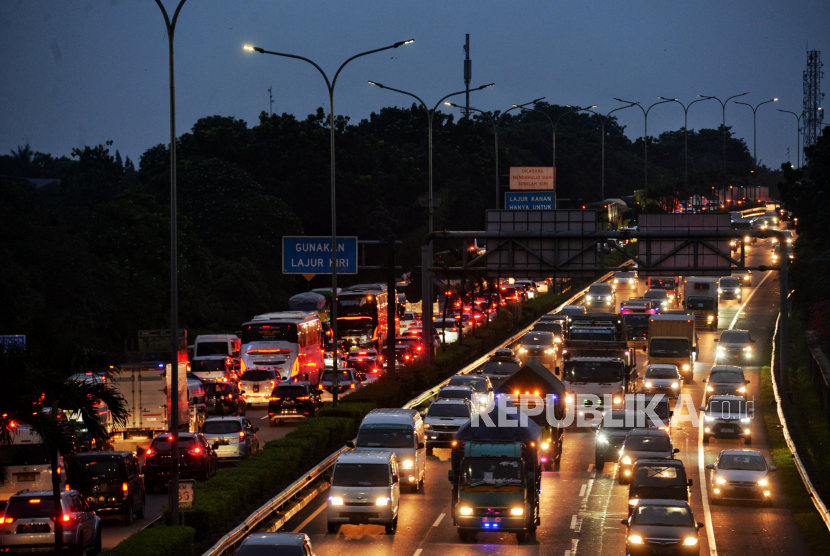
xmin=1 ymin=1 xmax=828 ymax=171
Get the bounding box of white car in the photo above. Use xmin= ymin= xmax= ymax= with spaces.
xmin=707 ymin=449 xmax=776 ymax=505
xmin=446 ymin=373 xmax=495 ymax=410
xmin=613 ymin=271 xmax=638 ymax=289
xmin=423 ymin=398 xmax=475 ymax=454
xmin=638 ymin=364 xmax=682 ymax=398
xmin=701 ymin=395 xmax=753 ymax=444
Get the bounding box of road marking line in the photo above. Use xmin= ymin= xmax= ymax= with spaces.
xmin=260 ymin=416 xmax=269 ymax=420
xmin=570 ymin=515 xmax=578 ymax=529
xmin=698 ymin=409 xmax=718 ymax=556
xmin=292 ymin=502 xmax=327 ymax=533
xmin=574 ymin=516 xmax=583 ymax=532
xmin=413 ymin=550 xmax=422 ymax=556
xmin=728 ymin=271 xmax=771 ymax=330
xmin=587 ymin=463 xmax=594 ymax=472
xmin=432 ymin=513 xmax=445 ymax=527
xmin=579 ymin=484 xmax=587 ymax=497
xmin=565 ymin=551 xmax=571 ymax=556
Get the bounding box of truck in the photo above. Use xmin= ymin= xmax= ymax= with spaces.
xmin=645 ymin=313 xmax=698 ymax=383
xmin=448 ymin=402 xmax=542 ymax=543
xmin=683 ymin=277 xmax=720 ymax=330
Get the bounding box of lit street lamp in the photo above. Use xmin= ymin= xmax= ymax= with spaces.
xmin=777 ymin=109 xmax=803 ymax=168
xmin=368 ymin=81 xmax=494 ymax=232
xmin=658 ymin=96 xmax=714 ymax=192
xmin=614 ymin=97 xmax=676 ymax=212
xmin=244 ymin=39 xmax=414 ymax=408
xmin=733 ymin=98 xmax=778 ymax=168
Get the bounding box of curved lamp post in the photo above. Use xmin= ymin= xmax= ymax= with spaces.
xmin=446 ymin=98 xmax=543 ymax=209
xmin=777 ymin=109 xmax=803 ymax=168
xmin=658 ymin=96 xmax=714 ymax=192
xmin=368 ymin=81 xmax=494 ymax=232
xmin=577 ymin=103 xmax=637 ymax=202
xmin=244 ymin=39 xmax=414 ymax=408
xmin=614 ymin=97 xmax=676 ymax=212
xmin=733 ymin=98 xmax=778 ymax=168
xmin=153 ymin=0 xmax=188 ymax=527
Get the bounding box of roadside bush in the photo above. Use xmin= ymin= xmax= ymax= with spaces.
xmin=101 ymin=526 xmax=194 ymax=556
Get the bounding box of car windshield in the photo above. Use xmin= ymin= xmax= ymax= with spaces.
xmin=438 ymin=389 xmax=472 ymax=400
xmin=322 ymin=370 xmax=353 ymax=382
xmin=615 ymin=272 xmax=635 ymax=280
xmin=355 ymin=429 xmax=414 ymax=448
xmin=460 ymin=458 xmax=523 ymax=486
xmin=237 ymin=546 xmax=303 ymax=556
xmin=532 ymin=322 xmax=562 ymax=334
xmin=632 ymin=465 xmax=682 ymax=487
xmin=428 ymin=404 xmax=472 ymax=418
xmin=646 ymin=367 xmax=678 ymax=379
xmin=202 ymin=421 xmax=243 ymax=434
xmin=70 ymin=458 xmax=123 ymax=480
xmin=644 ymin=290 xmax=667 ymax=300
xmin=687 ymin=296 xmax=715 ymax=310
xmin=706 ymin=399 xmax=748 ymax=416
xmin=720 ymin=278 xmax=740 ymax=287
xmin=650 ymin=278 xmax=676 ymax=289
xmin=448 ymin=377 xmax=485 ymax=390
xmin=589 ymin=285 xmax=613 ymax=294
xmin=195 ymin=341 xmax=229 ymax=357
xmin=569 ymin=328 xmax=616 ymax=341
xmin=564 ymin=361 xmax=622 ymax=382
xmin=4 ymin=498 xmax=58 ymax=519
xmin=709 ymin=371 xmax=743 ymax=383
xmin=720 ymin=331 xmax=750 ymax=343
xmin=273 ymin=386 xmax=308 ymax=397
xmin=332 ymin=463 xmax=389 ymax=487
xmin=625 ymin=435 xmax=671 ymax=452
xmin=633 ymin=505 xmax=692 ymax=527
xmin=522 ymin=334 xmax=553 ymax=346
xmin=718 ymin=454 xmax=767 ymax=471
xmin=602 ymin=412 xmax=647 ymax=430
xmin=193 ymin=360 xmax=227 ymax=373
xmin=649 ymin=338 xmax=690 ymax=357
xmin=241 ymin=370 xmax=273 ymax=382
xmin=483 ymin=362 xmax=519 ymax=375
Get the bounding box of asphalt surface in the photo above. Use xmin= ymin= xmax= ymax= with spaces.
xmin=271 ymin=235 xmax=809 ymax=556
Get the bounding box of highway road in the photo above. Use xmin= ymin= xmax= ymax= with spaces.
xmin=271 ymin=234 xmax=809 ymax=556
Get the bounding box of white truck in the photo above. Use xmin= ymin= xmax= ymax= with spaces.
xmin=682 ymin=277 xmax=720 ymax=331
xmin=108 ymin=361 xmax=189 ymax=439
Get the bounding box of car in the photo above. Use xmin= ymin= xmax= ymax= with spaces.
xmin=584 ymin=283 xmax=616 ymax=309
xmin=703 ymin=365 xmax=749 ymax=402
xmin=641 ymin=395 xmax=674 ymax=433
xmin=200 ymin=416 xmax=260 ymax=461
xmin=66 ymin=452 xmax=145 ymax=525
xmin=638 ymin=364 xmax=682 ymax=398
xmin=771 ymin=230 xmax=794 ymax=245
xmin=0 ymin=489 xmax=102 ymax=555
xmin=433 ymin=318 xmax=461 ymax=344
xmin=514 ymin=280 xmax=538 ymax=300
xmin=435 ymin=385 xmax=476 ymax=407
xmin=772 ymin=244 xmax=794 ymax=264
xmin=559 ymin=304 xmax=587 ymax=316
xmin=714 ymin=329 xmax=755 ymax=361
xmin=239 ymin=369 xmax=278 ymax=407
xmin=400 ymin=311 xmax=420 ymax=332
xmin=236 ymin=533 xmax=317 ymax=556
xmin=531 ymin=315 xmax=565 ymax=339
xmin=706 ymin=449 xmax=777 ymax=505
xmin=320 ymin=367 xmax=363 ymax=394
xmin=422 ymin=398 xmax=475 ymax=455
xmin=346 ymin=349 xmax=381 ymax=379
xmin=701 ymin=395 xmax=753 ymax=444
xmin=731 ymin=268 xmax=752 ymax=285
xmin=618 ymin=429 xmax=679 ymax=485
xmin=592 ymin=409 xmax=649 ymax=468
xmin=447 ymin=374 xmax=494 ymax=410
xmin=205 ymin=381 xmax=246 ymax=416
xmin=643 ymin=289 xmax=670 ymax=311
xmin=517 ymin=331 xmax=557 ymax=365
xmin=323 ymin=348 xmax=347 ymax=369
xmin=718 ymin=276 xmax=742 ymax=301
xmin=143 ymin=432 xmax=219 ymax=490
xmin=395 ymin=336 xmax=427 ymax=361
xmin=621 ymin=499 xmax=702 ymax=555
xmin=613 ymin=271 xmax=639 ymax=289
xmin=268 ymin=382 xmax=323 ymax=426
xmin=378 ymin=345 xmax=415 ymax=368
xmin=627 ymin=459 xmax=692 ymax=517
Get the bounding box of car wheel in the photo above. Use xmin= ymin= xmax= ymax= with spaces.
xmin=137 ymin=494 xmax=146 ymax=519
xmin=74 ymin=535 xmax=85 ymax=556
xmin=385 ymin=517 xmax=397 ymax=534
xmin=123 ymin=500 xmax=134 ymax=526
xmin=327 ymin=522 xmax=340 ymax=534
xmin=458 ymin=530 xmax=470 ymax=542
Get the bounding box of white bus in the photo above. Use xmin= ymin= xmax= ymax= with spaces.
xmin=240 ymin=311 xmax=324 ymax=384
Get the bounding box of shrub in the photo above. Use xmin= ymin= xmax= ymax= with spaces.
xmin=101 ymin=526 xmax=194 ymax=556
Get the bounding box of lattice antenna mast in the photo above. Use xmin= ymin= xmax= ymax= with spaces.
xmin=803 ymin=49 xmax=825 ymax=148
xmin=463 ymin=34 xmax=471 ymax=119
xmin=268 ymin=85 xmax=274 ymax=117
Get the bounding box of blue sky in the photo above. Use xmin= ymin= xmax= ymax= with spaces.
xmin=1 ymin=0 xmax=827 ymax=169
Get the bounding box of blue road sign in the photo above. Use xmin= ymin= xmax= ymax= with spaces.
xmin=282 ymin=236 xmax=358 ymax=275
xmin=505 ymin=192 xmax=554 ymax=209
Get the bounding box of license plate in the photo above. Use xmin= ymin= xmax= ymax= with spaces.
xmin=651 ymin=548 xmax=673 ymax=555
xmin=19 ymin=524 xmax=50 ymax=533
xmin=253 ymin=385 xmax=260 ymax=392
xmin=285 ymin=401 xmax=295 ymax=406
xmin=482 ymin=517 xmax=501 ymax=522
xmin=218 ymin=439 xmax=229 ymax=445
xmin=16 ymin=474 xmax=37 ymax=482
xmin=721 ymin=427 xmax=734 ymax=433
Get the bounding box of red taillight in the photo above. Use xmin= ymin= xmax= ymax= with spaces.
xmin=62 ymin=514 xmax=71 ymax=523
xmin=64 ymin=484 xmax=70 ymax=491
xmin=416 ymin=346 xmax=422 ymax=351
xmin=350 ymin=383 xmax=356 ymax=389
xmin=145 ymin=449 xmax=154 ymax=457
xmin=269 ymin=397 xmax=280 ymax=401
xmin=2 ymin=517 xmax=13 ymax=524
xmin=192 ymin=447 xmax=201 ymax=454
xmin=122 ymin=482 xmax=129 ymax=492
xmin=270 ymin=380 xmax=275 ymax=388
xmin=239 ymin=431 xmax=246 ymax=440
xmin=296 ymin=396 xmax=310 ymax=400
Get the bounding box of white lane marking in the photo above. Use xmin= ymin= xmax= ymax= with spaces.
xmin=698 ymin=409 xmax=718 ymax=555
xmin=413 ymin=550 xmax=423 ymax=556
xmin=432 ymin=513 xmax=445 ymax=527
xmin=570 ymin=514 xmax=578 ymax=529
xmin=574 ymin=516 xmax=583 ymax=532
xmin=587 ymin=463 xmax=595 ymax=472
xmin=260 ymin=416 xmax=269 ymax=420
xmin=728 ymin=271 xmax=771 ymax=330
xmin=565 ymin=551 xmax=571 ymax=556
xmin=292 ymin=502 xmax=327 ymax=533
xmin=579 ymin=484 xmax=587 ymax=497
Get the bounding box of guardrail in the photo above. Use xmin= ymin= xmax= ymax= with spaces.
xmin=770 ymin=312 xmax=830 ymax=531
xmin=202 ymin=267 xmax=626 ymax=556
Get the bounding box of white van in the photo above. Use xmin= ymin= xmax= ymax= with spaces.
xmin=0 ymin=427 xmax=65 ymax=503
xmin=349 ymin=409 xmax=426 ymax=491
xmin=326 ymin=450 xmax=400 ymax=533
xmin=194 ymin=334 xmax=240 ymax=359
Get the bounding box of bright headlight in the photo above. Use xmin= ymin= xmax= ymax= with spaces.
xmin=541 ymin=442 xmax=550 ymax=450
xmin=743 ymin=346 xmax=752 ymax=352
xmin=716 ymin=477 xmax=727 ymax=485
xmin=717 ymin=346 xmax=726 ymax=351
xmin=704 ymin=414 xmax=715 ymax=422
xmin=645 ymin=382 xmax=652 ymax=388
xmin=628 ymin=535 xmax=644 ymax=544
xmin=741 ymin=417 xmax=751 ymax=423
xmin=613 ymin=396 xmax=622 ymax=404
xmin=376 ymin=497 xmax=389 ymax=506
xmin=671 ymin=382 xmax=679 ymax=389
xmin=707 ymin=386 xmax=714 ymax=392
xmin=683 ymin=364 xmax=690 ymax=370
xmin=738 ymin=386 xmax=746 ymax=393
xmin=565 ymin=394 xmax=574 ymax=404
xmin=402 ymin=460 xmax=414 ymax=469
xmin=545 ymin=349 xmax=554 ymax=354
xmin=459 ymin=506 xmax=473 ymax=516
xmin=597 ymin=433 xmax=607 ymax=444
xmin=554 ymin=337 xmax=562 ymax=343
xmin=510 ymin=507 xmax=524 ymax=516
xmin=758 ymin=478 xmax=768 ymax=486
xmin=628 ymin=498 xmax=640 ymax=506
xmin=622 ymin=456 xmax=632 ymax=465
xmin=519 ymin=348 xmax=527 ymax=354
xmin=684 ymin=537 xmax=699 ymax=546
xmin=329 ymin=496 xmax=344 ymax=506
xmin=708 ymin=315 xmax=714 ymax=321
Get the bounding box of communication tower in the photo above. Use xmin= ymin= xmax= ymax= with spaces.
xmin=803 ymin=49 xmax=825 ymax=148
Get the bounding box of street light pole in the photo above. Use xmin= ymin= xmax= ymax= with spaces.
xmin=658 ymin=96 xmax=714 ymax=193
xmin=447 ymin=98 xmax=544 ymax=209
xmin=244 ymin=39 xmax=413 ymax=407
xmin=551 ymin=105 xmax=596 ymax=208
xmin=578 ymin=103 xmax=636 ymax=202
xmin=698 ymin=92 xmax=748 ymax=202
xmin=733 ymin=98 xmax=778 ymax=168
xmin=368 ymin=81 xmax=494 ymax=232
xmin=777 ymin=109 xmax=803 ymax=168
xmin=153 ymin=0 xmax=188 ymax=528
xmin=614 ymin=98 xmax=675 ymax=213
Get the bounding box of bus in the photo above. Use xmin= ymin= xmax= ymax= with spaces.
xmin=240 ymin=311 xmax=324 ymax=384
xmin=335 ymin=284 xmax=398 ymax=349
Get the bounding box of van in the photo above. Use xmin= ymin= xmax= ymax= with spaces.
xmin=194 ymin=334 xmax=240 ymax=359
xmin=0 ymin=427 xmax=65 ymax=503
xmin=326 ymin=450 xmax=400 ymax=534
xmin=349 ymin=409 xmax=426 ymax=491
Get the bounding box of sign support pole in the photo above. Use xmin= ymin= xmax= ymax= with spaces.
xmin=387 ymin=236 xmax=397 ymax=380
xmin=421 ymin=245 xmax=433 ymax=366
